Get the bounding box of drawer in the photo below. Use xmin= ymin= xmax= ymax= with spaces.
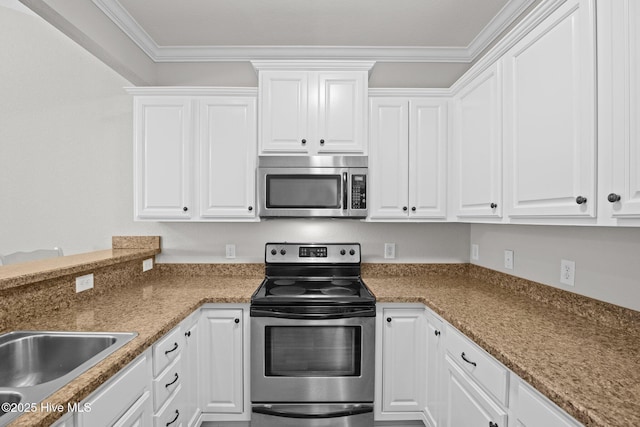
xmin=153 ymin=354 xmax=183 ymax=412
xmin=516 ymin=381 xmax=581 ymax=427
xmin=154 ymin=385 xmax=184 ymax=427
xmin=153 ymin=326 xmax=183 ymax=377
xmin=78 ymin=351 xmax=151 ymax=426
xmin=445 ymin=325 xmax=509 ymax=405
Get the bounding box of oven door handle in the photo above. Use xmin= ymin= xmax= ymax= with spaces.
xmin=250 ymin=307 xmax=375 ymax=319
xmin=253 ymin=404 xmax=373 ymax=419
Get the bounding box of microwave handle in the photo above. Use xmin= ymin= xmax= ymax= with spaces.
xmin=343 ymin=172 xmax=348 ymax=210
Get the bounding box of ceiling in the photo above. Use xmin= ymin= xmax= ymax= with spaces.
xmin=90 ymin=0 xmax=536 ymax=62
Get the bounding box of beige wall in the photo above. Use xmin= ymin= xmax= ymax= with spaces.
xmin=470 ymin=224 xmax=640 ymax=311
xmin=0 ymin=5 xmax=471 ymax=264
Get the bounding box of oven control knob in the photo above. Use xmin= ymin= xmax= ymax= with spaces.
xmin=271 ymin=249 xmax=277 ymax=255
xmin=340 ymin=249 xmax=346 ymax=255
xmin=349 ymin=249 xmax=356 ymax=256
xmin=280 ymin=249 xmax=287 ymax=255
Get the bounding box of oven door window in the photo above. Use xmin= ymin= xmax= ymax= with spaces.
xmin=265 ymin=326 xmax=361 ymax=377
xmin=266 ymin=175 xmax=341 ymax=208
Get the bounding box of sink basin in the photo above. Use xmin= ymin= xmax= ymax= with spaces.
xmin=0 ymin=332 xmax=122 ymax=387
xmin=0 ymin=331 xmax=136 ymax=426
xmin=0 ymin=392 xmax=21 ymax=415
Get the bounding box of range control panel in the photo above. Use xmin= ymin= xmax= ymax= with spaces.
xmin=265 ymin=243 xmax=361 ymax=264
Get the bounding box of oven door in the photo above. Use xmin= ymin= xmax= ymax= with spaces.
xmin=251 ymin=308 xmax=375 ymax=403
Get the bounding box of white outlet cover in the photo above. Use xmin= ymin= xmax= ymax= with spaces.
xmin=75 ymin=273 xmax=94 ymax=293
xmin=142 ymin=258 xmax=153 ymax=272
xmin=226 ymin=244 xmax=236 ymax=259
xmin=384 ymin=243 xmax=396 ymax=259
xmin=504 ymin=250 xmax=514 ymax=270
xmin=471 ymin=244 xmax=479 ymax=261
xmin=560 ymin=259 xmax=576 ymax=286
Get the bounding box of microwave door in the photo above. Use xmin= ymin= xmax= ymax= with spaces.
xmin=260 ymin=168 xmax=348 ymax=217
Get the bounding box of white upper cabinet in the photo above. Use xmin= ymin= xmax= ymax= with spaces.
xmin=130 ymin=89 xmax=258 ymax=222
xmin=598 ymin=0 xmax=640 ymax=222
xmin=254 ymin=61 xmax=373 ymax=155
xmin=369 ymin=95 xmax=447 ymax=220
xmin=452 ymin=63 xmax=503 ymax=220
xmin=134 ymin=97 xmax=193 ymax=220
xmin=198 ymin=97 xmax=257 ymax=219
xmin=503 ymin=0 xmax=597 ymax=219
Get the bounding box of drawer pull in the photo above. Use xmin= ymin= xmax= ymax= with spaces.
xmin=166 ymin=409 xmax=179 ymax=426
xmin=489 ymin=422 xmax=498 ymax=427
xmin=461 ymin=352 xmax=477 ymax=367
xmin=164 ymin=342 xmax=178 ymax=355
xmin=165 ymin=372 xmax=179 ymax=388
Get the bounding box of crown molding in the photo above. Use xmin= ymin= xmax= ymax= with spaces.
xmin=90 ymin=0 xmax=538 ymax=63
xmin=124 ymin=87 xmax=258 ymax=96
xmin=368 ymin=88 xmax=453 ymax=98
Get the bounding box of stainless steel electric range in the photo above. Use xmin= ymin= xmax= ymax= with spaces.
xmin=250 ymin=243 xmax=376 ymax=427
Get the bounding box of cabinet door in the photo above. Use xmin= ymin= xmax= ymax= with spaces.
xmin=504 ymin=0 xmax=596 ymax=218
xmin=369 ymin=98 xmax=409 ymax=219
xmin=423 ymin=310 xmax=443 ymax=427
xmin=599 ymin=0 xmax=640 ymax=219
xmin=113 ymin=392 xmax=152 ymax=427
xmin=409 ymin=99 xmax=448 ymax=219
xmin=381 ymin=308 xmax=425 ymax=413
xmin=183 ymin=321 xmax=201 ymax=427
xmin=259 ymin=71 xmax=309 ymax=153
xmin=515 ymin=382 xmax=580 ymax=427
xmin=198 ymin=97 xmax=257 ymax=219
xmin=199 ymin=309 xmax=244 ymax=414
xmin=443 ymin=355 xmax=507 ymax=427
xmin=317 ymin=72 xmax=367 ymax=154
xmin=453 ymin=63 xmax=503 ymax=218
xmin=134 ymin=97 xmax=192 ymax=219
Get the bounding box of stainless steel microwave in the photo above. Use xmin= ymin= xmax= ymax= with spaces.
xmin=258 ymin=156 xmax=368 ymax=218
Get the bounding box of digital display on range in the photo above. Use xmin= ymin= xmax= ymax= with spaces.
xmin=299 ymin=246 xmax=327 ymax=258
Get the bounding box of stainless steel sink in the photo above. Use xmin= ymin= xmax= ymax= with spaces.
xmin=0 ymin=391 xmax=21 ymax=415
xmin=0 ymin=331 xmax=136 ymax=426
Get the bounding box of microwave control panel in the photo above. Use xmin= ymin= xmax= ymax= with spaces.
xmin=351 ymin=175 xmax=367 ymax=210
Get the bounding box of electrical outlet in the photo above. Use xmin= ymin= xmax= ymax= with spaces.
xmin=504 ymin=250 xmax=514 ymax=270
xmin=471 ymin=244 xmax=479 ymax=261
xmin=142 ymin=258 xmax=153 ymax=272
xmin=560 ymin=259 xmax=575 ymax=286
xmin=75 ymin=273 xmax=94 ymax=293
xmin=384 ymin=243 xmax=396 ymax=259
xmin=226 ymin=244 xmax=236 ymax=259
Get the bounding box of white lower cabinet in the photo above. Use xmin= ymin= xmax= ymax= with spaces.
xmin=77 ymin=350 xmax=152 ymax=427
xmin=182 ymin=312 xmax=201 ymax=427
xmin=376 ymin=304 xmax=584 ymax=427
xmin=423 ymin=309 xmax=443 ymax=427
xmin=198 ymin=305 xmax=250 ymax=422
xmin=376 ymin=305 xmax=426 ymax=421
xmin=443 ymin=354 xmax=507 ymax=427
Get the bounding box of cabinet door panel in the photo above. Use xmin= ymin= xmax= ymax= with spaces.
xmin=260 ymin=72 xmax=309 ymax=153
xmin=453 ymin=64 xmax=502 ymax=218
xmin=424 ymin=311 xmax=443 ymax=427
xmin=409 ymin=99 xmax=447 ymax=218
xmin=381 ymin=309 xmax=425 ymax=413
xmin=369 ymin=98 xmax=409 ymax=219
xmin=504 ymin=0 xmax=596 ymax=218
xmin=317 ymin=72 xmax=366 ymax=153
xmin=606 ymin=0 xmax=640 ymax=218
xmin=199 ymin=309 xmax=244 ymax=414
xmin=135 ymin=98 xmax=192 ymax=219
xmin=199 ymin=97 xmax=256 ymax=218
